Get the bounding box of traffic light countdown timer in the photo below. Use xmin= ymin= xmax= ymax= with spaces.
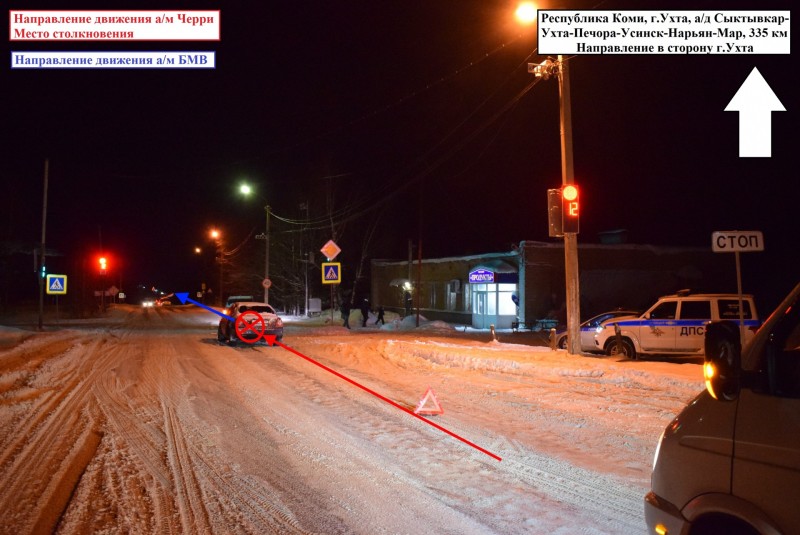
xmin=562 ymin=184 xmax=579 ymax=234
xmin=547 ymin=185 xmax=580 ymax=237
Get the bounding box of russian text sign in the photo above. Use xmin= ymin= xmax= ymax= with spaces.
xmin=538 ymin=10 xmax=790 ymax=55
xmin=10 ymin=10 xmax=220 ymax=41
xmin=712 ymin=230 xmax=764 ymax=253
xmin=468 ymin=269 xmax=495 ymax=283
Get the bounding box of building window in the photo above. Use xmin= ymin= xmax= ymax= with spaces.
xmin=446 ymin=279 xmax=460 ymax=311
xmin=498 ymin=283 xmax=517 ymax=316
xmin=428 ymin=282 xmax=437 ymax=309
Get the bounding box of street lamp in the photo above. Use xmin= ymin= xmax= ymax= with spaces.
xmin=239 ymin=183 xmax=271 ymax=303
xmin=518 ymin=4 xmax=582 ymax=355
xmin=515 ymin=2 xmax=537 ymax=24
xmin=210 ymin=228 xmax=224 ymax=306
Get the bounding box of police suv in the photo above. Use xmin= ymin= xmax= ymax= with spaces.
xmin=593 ymin=290 xmax=759 ymax=360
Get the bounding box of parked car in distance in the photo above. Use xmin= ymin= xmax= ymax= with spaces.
xmin=155 ymin=294 xmax=178 ymax=306
xmin=644 ymin=282 xmax=800 ymax=535
xmin=594 ymin=290 xmax=760 ymax=360
xmin=223 ymin=295 xmax=254 ymax=315
xmin=556 ymin=310 xmax=639 ymax=352
xmin=218 ymin=301 xmax=283 ymax=345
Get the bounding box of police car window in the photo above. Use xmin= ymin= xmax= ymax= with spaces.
xmin=718 ymin=299 xmax=752 ymax=320
xmin=649 ymin=302 xmax=677 ymax=320
xmin=589 ymin=314 xmax=612 ymax=327
xmin=680 ymin=300 xmax=711 ymax=320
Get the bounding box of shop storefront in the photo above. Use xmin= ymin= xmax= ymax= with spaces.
xmin=371 ymin=241 xmax=725 ymax=330
xmin=468 ymin=261 xmax=518 ymax=329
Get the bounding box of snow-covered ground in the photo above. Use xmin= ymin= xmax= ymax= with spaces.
xmin=0 ymin=305 xmax=705 ymax=534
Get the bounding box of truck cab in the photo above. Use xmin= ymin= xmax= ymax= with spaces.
xmin=644 ymin=283 xmax=800 ymax=535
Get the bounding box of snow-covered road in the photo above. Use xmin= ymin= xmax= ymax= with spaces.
xmin=0 ymin=305 xmax=705 ymax=534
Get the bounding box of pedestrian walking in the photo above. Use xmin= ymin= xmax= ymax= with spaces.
xmin=360 ymin=298 xmax=370 ymax=327
xmin=375 ymin=305 xmax=385 ymax=326
xmin=340 ymin=300 xmax=351 ymax=329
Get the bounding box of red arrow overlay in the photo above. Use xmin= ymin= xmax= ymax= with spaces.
xmin=263 ymin=335 xmax=501 ymax=461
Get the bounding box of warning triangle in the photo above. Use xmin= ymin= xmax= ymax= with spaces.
xmin=49 ymin=278 xmax=64 ymax=291
xmin=413 ymin=387 xmax=443 ymax=415
xmin=325 ymin=266 xmax=337 ymax=280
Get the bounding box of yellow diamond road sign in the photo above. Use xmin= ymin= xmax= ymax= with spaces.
xmin=322 ymin=262 xmax=341 ymax=285
xmin=320 ymin=240 xmax=341 ymax=261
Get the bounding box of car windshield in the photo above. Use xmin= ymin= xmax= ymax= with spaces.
xmin=238 ymin=305 xmax=275 ymax=314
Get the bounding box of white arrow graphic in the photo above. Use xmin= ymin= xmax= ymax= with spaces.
xmin=725 ymin=67 xmax=785 ymax=158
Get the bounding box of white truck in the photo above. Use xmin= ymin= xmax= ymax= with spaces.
xmin=644 ymin=282 xmax=800 ymax=535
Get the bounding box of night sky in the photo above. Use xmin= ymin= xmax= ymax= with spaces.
xmin=3 ymin=0 xmax=796 ymax=310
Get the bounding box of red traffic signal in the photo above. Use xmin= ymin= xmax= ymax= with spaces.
xmin=98 ymin=256 xmax=108 ymax=274
xmin=561 ymin=184 xmax=580 ymax=234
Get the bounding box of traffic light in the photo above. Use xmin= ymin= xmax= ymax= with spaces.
xmin=99 ymin=256 xmax=108 ymax=275
xmin=561 ymin=184 xmax=580 ymax=234
xmin=547 ymin=185 xmax=580 ymax=236
xmin=547 ymin=188 xmax=563 ymax=237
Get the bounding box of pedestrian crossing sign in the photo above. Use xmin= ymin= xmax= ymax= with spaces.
xmin=321 ymin=262 xmax=341 ymax=285
xmin=46 ymin=274 xmax=68 ymax=295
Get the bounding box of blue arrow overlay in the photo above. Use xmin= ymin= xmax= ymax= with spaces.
xmin=175 ymin=292 xmax=235 ymax=322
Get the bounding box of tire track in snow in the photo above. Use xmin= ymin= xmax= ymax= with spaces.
xmin=137 ymin=336 xmax=212 ymax=533
xmin=0 ymin=336 xmax=117 ymax=532
xmin=154 ymin=335 xmax=315 ymax=533
xmin=162 ymin=402 xmax=212 ymax=534
xmin=32 ymin=424 xmax=103 ymax=533
xmin=93 ymin=355 xmax=172 ymax=488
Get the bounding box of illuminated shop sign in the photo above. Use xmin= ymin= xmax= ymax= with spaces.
xmin=468 ymin=269 xmax=495 ymax=283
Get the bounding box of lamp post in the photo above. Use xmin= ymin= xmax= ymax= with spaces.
xmin=518 ymin=3 xmax=581 ymax=354
xmin=210 ymin=229 xmax=224 ymax=306
xmin=240 ymin=183 xmax=270 ymax=303
xmin=38 ymin=158 xmax=49 ymax=331
xmin=264 ymin=204 xmax=270 ymax=303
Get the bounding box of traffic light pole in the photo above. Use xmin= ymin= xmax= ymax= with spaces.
xmin=558 ymin=56 xmax=581 ymax=355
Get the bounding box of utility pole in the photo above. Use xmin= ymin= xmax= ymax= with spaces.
xmin=302 ymin=201 xmax=309 ymax=315
xmin=558 ymin=55 xmax=581 ymax=355
xmin=38 ymin=159 xmax=49 ymax=331
xmin=264 ymin=205 xmax=270 ymax=303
